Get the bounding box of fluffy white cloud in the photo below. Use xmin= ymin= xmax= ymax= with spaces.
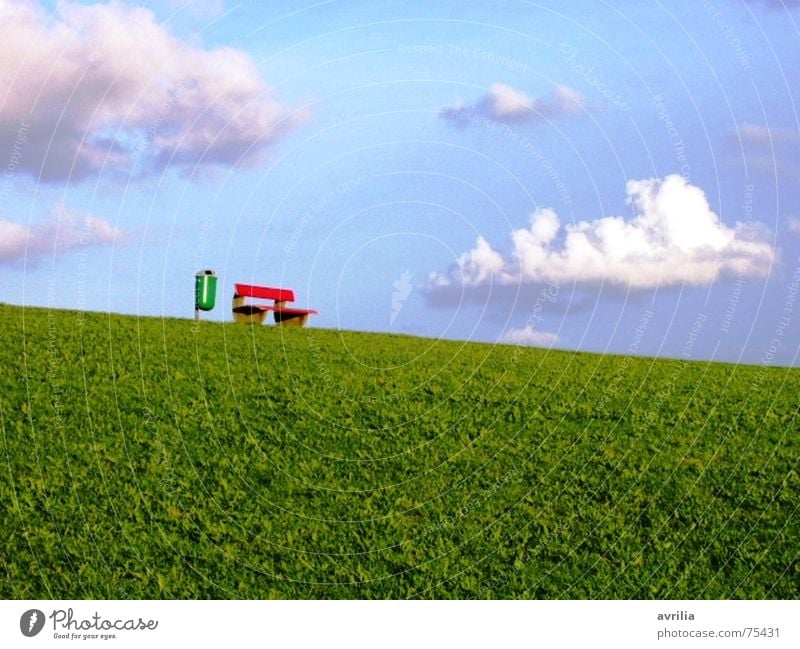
xmin=440 ymin=83 xmax=585 ymax=126
xmin=786 ymin=217 xmax=800 ymax=235
xmin=0 ymin=0 xmax=301 ymax=182
xmin=0 ymin=204 xmax=127 ymax=264
xmin=451 ymin=235 xmax=505 ymax=286
xmin=499 ymin=325 xmax=557 ymax=346
xmin=428 ymin=175 xmax=775 ymax=297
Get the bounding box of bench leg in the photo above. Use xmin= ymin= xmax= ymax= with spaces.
xmin=232 ymin=295 xmax=268 ymax=324
xmin=274 ymin=312 xmax=309 ymax=327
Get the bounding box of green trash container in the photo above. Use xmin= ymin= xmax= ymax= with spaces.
xmin=195 ymin=270 xmax=217 ymax=319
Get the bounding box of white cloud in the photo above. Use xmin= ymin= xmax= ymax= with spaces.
xmin=451 ymin=235 xmax=505 ymax=286
xmin=440 ymin=83 xmax=585 ymax=126
xmin=786 ymin=217 xmax=800 ymax=235
xmin=0 ymin=204 xmax=127 ymax=265
xmin=499 ymin=325 xmax=557 ymax=346
xmin=0 ymin=0 xmax=301 ymax=182
xmin=428 ymin=175 xmax=775 ymax=298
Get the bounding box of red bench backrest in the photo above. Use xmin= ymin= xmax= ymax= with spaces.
xmin=234 ymin=283 xmax=295 ymax=303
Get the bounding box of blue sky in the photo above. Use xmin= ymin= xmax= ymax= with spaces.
xmin=1 ymin=0 xmax=798 ymax=365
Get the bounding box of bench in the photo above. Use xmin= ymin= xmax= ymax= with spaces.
xmin=232 ymin=283 xmax=318 ymax=327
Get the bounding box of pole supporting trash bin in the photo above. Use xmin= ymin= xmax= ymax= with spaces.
xmin=194 ymin=270 xmax=217 ymax=320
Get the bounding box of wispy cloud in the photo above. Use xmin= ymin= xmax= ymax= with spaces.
xmin=0 ymin=204 xmax=127 ymax=265
xmin=427 ymin=175 xmax=775 ymax=304
xmin=499 ymin=325 xmax=558 ymax=347
xmin=733 ymin=123 xmax=799 ymax=177
xmin=745 ymin=0 xmax=800 ymax=9
xmin=738 ymin=123 xmax=799 ymax=147
xmin=0 ymin=0 xmax=303 ymax=183
xmin=163 ymin=0 xmax=226 ymax=17
xmin=440 ymin=83 xmax=585 ymax=126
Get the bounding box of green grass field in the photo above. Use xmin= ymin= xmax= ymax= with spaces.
xmin=1 ymin=304 xmax=798 ymax=599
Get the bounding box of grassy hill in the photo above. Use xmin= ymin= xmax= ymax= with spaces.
xmin=1 ymin=304 xmax=797 ymax=598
